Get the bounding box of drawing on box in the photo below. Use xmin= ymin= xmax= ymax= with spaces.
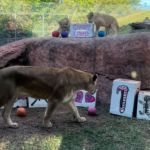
xmin=75 ymin=91 xmax=84 ymax=103
xmin=139 ymin=95 xmax=150 ymax=117
xmin=31 ymin=99 xmax=48 ymax=106
xmin=116 ymin=85 xmax=129 ymax=113
xmin=85 ymin=92 xmax=96 ymax=103
xmin=75 ymin=91 xmax=96 ymax=103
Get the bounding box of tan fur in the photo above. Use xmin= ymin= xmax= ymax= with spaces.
xmin=87 ymin=12 xmax=119 ymax=35
xmin=0 ymin=66 xmax=97 ymax=128
xmin=144 ymin=17 xmax=150 ymax=23
xmin=58 ymin=17 xmax=70 ymax=32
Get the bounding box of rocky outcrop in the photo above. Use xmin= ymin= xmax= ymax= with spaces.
xmin=95 ymin=33 xmax=150 ymax=103
xmin=0 ymin=38 xmax=33 ymax=68
xmin=27 ymin=37 xmax=95 ymax=73
xmin=0 ymin=32 xmax=150 ymax=103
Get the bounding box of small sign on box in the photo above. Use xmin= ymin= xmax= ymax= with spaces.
xmin=70 ymin=23 xmax=94 ymax=38
xmin=28 ymin=97 xmax=48 ymax=108
xmin=74 ymin=90 xmax=97 ymax=108
xmin=137 ymin=91 xmax=150 ymax=120
xmin=110 ymin=79 xmax=141 ymax=118
xmin=75 ymin=30 xmax=89 ymax=37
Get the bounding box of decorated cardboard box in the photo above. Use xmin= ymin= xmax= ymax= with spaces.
xmin=28 ymin=97 xmax=48 ymax=108
xmin=74 ymin=90 xmax=97 ymax=108
xmin=137 ymin=91 xmax=150 ymax=120
xmin=0 ymin=97 xmax=28 ymax=109
xmin=13 ymin=98 xmax=28 ymax=108
xmin=70 ymin=23 xmax=94 ymax=38
xmin=110 ymin=79 xmax=141 ymax=118
xmin=12 ymin=96 xmax=28 ymax=108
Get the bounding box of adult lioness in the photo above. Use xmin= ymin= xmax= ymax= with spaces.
xmin=87 ymin=12 xmax=119 ymax=35
xmin=0 ymin=66 xmax=97 ymax=128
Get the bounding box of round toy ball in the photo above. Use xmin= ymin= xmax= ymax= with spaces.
xmin=88 ymin=107 xmax=97 ymax=116
xmin=52 ymin=31 xmax=60 ymax=37
xmin=16 ymin=107 xmax=27 ymax=117
xmin=61 ymin=31 xmax=69 ymax=38
xmin=98 ymin=31 xmax=106 ymax=37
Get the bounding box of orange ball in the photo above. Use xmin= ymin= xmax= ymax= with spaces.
xmin=16 ymin=107 xmax=27 ymax=117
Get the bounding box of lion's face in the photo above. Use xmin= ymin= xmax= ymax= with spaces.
xmin=84 ymin=74 xmax=97 ymax=95
xmin=58 ymin=18 xmax=70 ymax=32
xmin=87 ymin=12 xmax=94 ymax=23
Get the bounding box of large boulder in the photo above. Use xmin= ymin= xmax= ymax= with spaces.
xmin=27 ymin=37 xmax=95 ymax=73
xmin=95 ymin=33 xmax=150 ymax=103
xmin=0 ymin=38 xmax=33 ymax=68
xmin=0 ymin=32 xmax=150 ymax=103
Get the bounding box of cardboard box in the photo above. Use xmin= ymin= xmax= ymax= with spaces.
xmin=74 ymin=90 xmax=97 ymax=108
xmin=13 ymin=98 xmax=28 ymax=108
xmin=0 ymin=97 xmax=28 ymax=109
xmin=137 ymin=91 xmax=150 ymax=120
xmin=110 ymin=79 xmax=141 ymax=118
xmin=70 ymin=23 xmax=94 ymax=38
xmin=28 ymin=97 xmax=48 ymax=108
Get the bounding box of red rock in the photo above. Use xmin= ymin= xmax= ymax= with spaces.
xmin=0 ymin=32 xmax=150 ymax=103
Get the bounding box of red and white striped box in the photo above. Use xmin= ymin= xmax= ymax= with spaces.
xmin=110 ymin=79 xmax=141 ymax=118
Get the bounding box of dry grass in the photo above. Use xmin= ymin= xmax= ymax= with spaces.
xmin=118 ymin=10 xmax=150 ymax=26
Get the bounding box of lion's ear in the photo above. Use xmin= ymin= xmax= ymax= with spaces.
xmin=92 ymin=73 xmax=98 ymax=82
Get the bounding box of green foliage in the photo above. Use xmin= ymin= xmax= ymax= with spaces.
xmin=23 ymin=0 xmax=140 ymax=5
xmin=118 ymin=10 xmax=150 ymax=26
xmin=0 ymin=0 xmax=148 ymax=43
xmin=71 ymin=0 xmax=140 ymax=5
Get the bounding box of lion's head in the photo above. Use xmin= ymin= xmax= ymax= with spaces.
xmin=82 ymin=73 xmax=98 ymax=95
xmin=63 ymin=67 xmax=98 ymax=95
xmin=87 ymin=12 xmax=94 ymax=23
xmin=58 ymin=17 xmax=70 ymax=32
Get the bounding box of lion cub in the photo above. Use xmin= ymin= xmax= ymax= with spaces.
xmin=0 ymin=66 xmax=97 ymax=128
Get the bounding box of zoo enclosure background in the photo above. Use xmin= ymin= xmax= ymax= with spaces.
xmin=0 ymin=0 xmax=148 ymax=46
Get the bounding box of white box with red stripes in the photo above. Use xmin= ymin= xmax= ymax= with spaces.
xmin=110 ymin=79 xmax=141 ymax=118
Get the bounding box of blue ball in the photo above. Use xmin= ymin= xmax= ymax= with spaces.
xmin=98 ymin=31 xmax=106 ymax=37
xmin=61 ymin=31 xmax=69 ymax=38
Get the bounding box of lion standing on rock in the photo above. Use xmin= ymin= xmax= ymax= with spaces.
xmin=0 ymin=66 xmax=97 ymax=128
xmin=87 ymin=12 xmax=119 ymax=35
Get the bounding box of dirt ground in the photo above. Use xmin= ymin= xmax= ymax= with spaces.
xmin=0 ymin=104 xmax=105 ymax=146
xmin=1 ymin=104 xmax=149 ymax=150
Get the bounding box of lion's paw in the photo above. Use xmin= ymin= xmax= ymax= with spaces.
xmin=77 ymin=117 xmax=86 ymax=122
xmin=43 ymin=121 xmax=53 ymax=128
xmin=9 ymin=122 xmax=19 ymax=128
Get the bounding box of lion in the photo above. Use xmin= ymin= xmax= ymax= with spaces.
xmin=143 ymin=17 xmax=150 ymax=24
xmin=57 ymin=17 xmax=70 ymax=33
xmin=87 ymin=12 xmax=119 ymax=35
xmin=0 ymin=66 xmax=97 ymax=128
